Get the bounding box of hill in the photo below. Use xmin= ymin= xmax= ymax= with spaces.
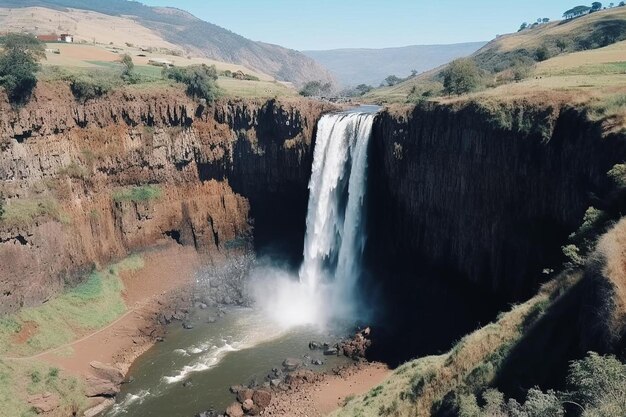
xmin=366 ymin=5 xmax=626 ymax=104
xmin=0 ymin=0 xmax=334 ymax=86
xmin=303 ymin=42 xmax=486 ymax=87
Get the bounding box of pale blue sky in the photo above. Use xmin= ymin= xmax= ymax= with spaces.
xmin=142 ymin=0 xmax=584 ymax=50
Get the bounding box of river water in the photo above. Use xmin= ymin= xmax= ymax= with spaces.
xmin=107 ymin=306 xmax=352 ymax=416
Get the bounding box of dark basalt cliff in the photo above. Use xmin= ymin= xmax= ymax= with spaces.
xmin=369 ymin=102 xmax=626 ymax=298
xmin=0 ymin=83 xmax=334 ymax=314
xmin=365 ymin=101 xmax=626 ymax=362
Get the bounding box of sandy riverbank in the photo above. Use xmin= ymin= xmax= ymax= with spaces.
xmin=40 ymin=243 xmax=201 ymax=377
xmin=262 ymin=362 xmax=391 ymax=417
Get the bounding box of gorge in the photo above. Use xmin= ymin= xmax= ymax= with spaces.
xmin=2 ymin=84 xmax=626 ymax=416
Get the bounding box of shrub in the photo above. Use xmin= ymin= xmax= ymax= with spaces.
xmin=164 ymin=64 xmax=220 ymax=103
xmin=0 ymin=197 xmax=4 ymax=219
xmin=522 ymin=388 xmax=564 ymax=417
xmin=535 ymin=45 xmax=551 ymax=62
xmin=562 ymin=244 xmax=585 ymax=267
xmin=442 ymin=58 xmax=482 ymax=95
xmin=112 ymin=185 xmax=162 ymax=203
xmin=299 ymin=80 xmax=332 ymax=97
xmin=608 ymin=163 xmax=626 ymax=188
xmin=68 ymin=74 xmax=116 ymax=102
xmin=567 ymin=352 xmax=626 ymax=416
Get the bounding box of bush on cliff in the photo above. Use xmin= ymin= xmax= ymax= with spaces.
xmin=442 ymin=58 xmax=482 ymax=95
xmin=0 ymin=33 xmax=45 ymax=104
xmin=68 ymin=73 xmax=117 ymax=102
xmin=163 ymin=64 xmax=220 ymax=103
xmin=449 ymin=352 xmax=626 ymax=417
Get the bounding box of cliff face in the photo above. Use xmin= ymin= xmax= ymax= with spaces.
xmin=365 ymin=101 xmax=626 ymax=363
xmin=0 ymin=83 xmax=333 ymax=314
xmin=369 ymin=102 xmax=626 ymax=299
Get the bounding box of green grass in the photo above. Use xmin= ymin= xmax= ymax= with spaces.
xmin=0 ymin=197 xmax=67 ymax=227
xmin=0 ymin=359 xmax=86 ymax=417
xmin=0 ymin=255 xmax=144 ymax=357
xmin=112 ymin=185 xmax=163 ymax=203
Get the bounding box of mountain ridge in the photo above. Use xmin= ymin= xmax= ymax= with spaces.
xmin=304 ymin=41 xmax=486 ymax=86
xmin=0 ymin=0 xmax=334 ymax=86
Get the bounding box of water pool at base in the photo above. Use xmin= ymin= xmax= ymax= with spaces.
xmin=107 ymin=307 xmax=353 ymax=417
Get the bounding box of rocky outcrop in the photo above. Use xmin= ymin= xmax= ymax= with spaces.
xmin=0 ymin=83 xmax=334 ymax=314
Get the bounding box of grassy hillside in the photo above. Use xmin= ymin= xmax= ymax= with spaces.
xmin=367 ymin=6 xmax=626 ymax=107
xmin=303 ymin=42 xmax=486 ymax=87
xmin=0 ymin=0 xmax=334 ymax=86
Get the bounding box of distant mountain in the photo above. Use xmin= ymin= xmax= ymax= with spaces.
xmin=0 ymin=0 xmax=334 ymax=86
xmin=303 ymin=42 xmax=486 ymax=87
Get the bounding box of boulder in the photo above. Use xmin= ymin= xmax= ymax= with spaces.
xmin=27 ymin=392 xmax=59 ymax=414
xmin=89 ymin=361 xmax=124 ymax=384
xmin=308 ymin=341 xmax=323 ymax=350
xmin=242 ymin=399 xmax=254 ymax=412
xmin=182 ymin=322 xmax=194 ymax=330
xmin=311 ymin=359 xmax=324 ymax=366
xmin=229 ymin=385 xmax=246 ymax=394
xmin=270 ymin=378 xmax=282 ymax=388
xmin=225 ymin=402 xmax=244 ymax=417
xmin=236 ymin=388 xmax=254 ymax=403
xmin=85 ymin=377 xmax=120 ymax=397
xmin=323 ymin=347 xmax=338 ymax=356
xmin=83 ymin=398 xmax=115 ymax=417
xmin=252 ymin=389 xmax=272 ymax=409
xmin=282 ymin=357 xmax=302 ymax=371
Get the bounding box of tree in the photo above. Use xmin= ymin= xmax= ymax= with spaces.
xmin=119 ymin=53 xmax=140 ymax=84
xmin=535 ymin=45 xmax=551 ymax=61
xmin=519 ymin=22 xmax=528 ymax=31
xmin=0 ymin=33 xmax=45 ymax=103
xmin=442 ymin=58 xmax=481 ymax=95
xmin=298 ymin=80 xmax=332 ymax=97
xmin=563 ymin=5 xmax=591 ymax=19
xmin=556 ymin=38 xmax=570 ymax=52
xmin=620 ymin=1 xmax=625 ymax=6
xmin=542 ymin=17 xmax=550 ymax=23
xmin=355 ymin=84 xmax=373 ymax=96
xmin=591 ymin=2 xmax=603 ymax=11
xmin=385 ymin=75 xmax=402 ymax=86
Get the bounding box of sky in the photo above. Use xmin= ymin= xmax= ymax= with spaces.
xmin=141 ymin=0 xmax=584 ymax=50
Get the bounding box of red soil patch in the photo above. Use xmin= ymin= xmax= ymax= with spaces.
xmin=12 ymin=321 xmax=38 ymax=345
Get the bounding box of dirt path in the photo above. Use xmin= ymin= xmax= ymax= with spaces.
xmin=4 ymin=244 xmax=201 ymax=377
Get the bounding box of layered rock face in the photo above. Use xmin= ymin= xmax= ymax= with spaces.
xmin=0 ymin=83 xmax=333 ymax=314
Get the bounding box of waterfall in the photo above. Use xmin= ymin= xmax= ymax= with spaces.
xmin=251 ymin=108 xmax=376 ymax=328
xmin=299 ymin=110 xmax=375 ymax=320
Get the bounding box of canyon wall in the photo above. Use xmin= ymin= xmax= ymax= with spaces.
xmin=0 ymin=83 xmax=333 ymax=314
xmin=365 ymin=101 xmax=626 ymax=363
xmin=369 ymin=101 xmax=626 ymax=299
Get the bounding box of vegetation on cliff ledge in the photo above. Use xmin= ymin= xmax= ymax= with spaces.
xmin=112 ymin=185 xmax=163 ymax=204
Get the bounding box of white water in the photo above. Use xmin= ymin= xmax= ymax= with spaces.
xmin=253 ymin=109 xmax=375 ymax=327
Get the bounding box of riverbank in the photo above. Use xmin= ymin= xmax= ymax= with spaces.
xmin=41 ymin=243 xmax=201 ymax=378
xmin=261 ymin=362 xmax=391 ymax=417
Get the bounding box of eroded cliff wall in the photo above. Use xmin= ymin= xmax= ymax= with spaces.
xmin=0 ymin=83 xmax=333 ymax=314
